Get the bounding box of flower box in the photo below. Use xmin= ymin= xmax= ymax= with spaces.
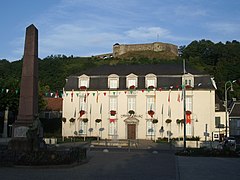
xmin=69 ymin=118 xmax=75 ymax=123
xmin=152 ymin=119 xmax=158 ymax=124
xmin=80 ymin=86 xmax=87 ymax=90
xmin=95 ymin=119 xmax=102 ymax=123
xmin=148 ymin=85 xmax=155 ymax=89
xmin=79 ymin=110 xmax=85 ymax=117
xmin=110 ymin=110 xmax=116 ymax=116
xmin=128 ymin=110 xmax=135 ymax=115
xmin=129 ymin=85 xmax=136 ymax=89
xmin=82 ymin=118 xmax=88 ymax=123
xmin=62 ymin=117 xmax=66 ymax=123
xmin=176 ymin=119 xmax=181 ymax=124
xmin=148 ymin=110 xmax=155 ymax=117
xmin=165 ymin=119 xmax=172 ymax=124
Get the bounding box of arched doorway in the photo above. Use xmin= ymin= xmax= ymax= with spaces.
xmin=124 ymin=117 xmax=139 ymax=139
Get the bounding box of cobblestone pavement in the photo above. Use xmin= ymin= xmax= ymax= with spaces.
xmin=0 ymin=149 xmax=176 ymax=180
xmin=177 ymin=156 xmax=240 ymax=180
xmin=1 ymin=141 xmax=240 ymax=180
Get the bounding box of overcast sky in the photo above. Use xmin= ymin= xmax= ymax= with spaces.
xmin=1 ymin=0 xmax=240 ymax=61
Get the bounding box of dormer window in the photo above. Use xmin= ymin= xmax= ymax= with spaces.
xmin=79 ymin=74 xmax=89 ymax=89
xmin=127 ymin=73 xmax=138 ymax=89
xmin=182 ymin=73 xmax=194 ymax=87
xmin=145 ymin=74 xmax=157 ymax=88
xmin=108 ymin=74 xmax=119 ymax=89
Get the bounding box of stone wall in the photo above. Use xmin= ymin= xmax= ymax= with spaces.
xmin=113 ymin=42 xmax=178 ymax=57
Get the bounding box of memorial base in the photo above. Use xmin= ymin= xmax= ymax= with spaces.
xmin=8 ymin=138 xmax=33 ymax=151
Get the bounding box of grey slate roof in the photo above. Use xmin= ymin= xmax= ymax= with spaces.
xmin=229 ymin=102 xmax=240 ymax=117
xmin=64 ymin=64 xmax=215 ymax=91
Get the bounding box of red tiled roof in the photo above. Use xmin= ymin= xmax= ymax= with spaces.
xmin=44 ymin=98 xmax=63 ymax=111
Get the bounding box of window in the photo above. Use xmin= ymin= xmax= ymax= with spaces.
xmin=80 ymin=79 xmax=88 ymax=87
xmin=147 ymin=96 xmax=155 ymax=111
xmin=215 ymin=117 xmax=221 ymax=127
xmin=80 ymin=96 xmax=87 ymax=111
xmin=182 ymin=73 xmax=194 ymax=87
xmin=108 ymin=74 xmax=119 ymax=89
xmin=126 ymin=73 xmax=138 ymax=88
xmin=109 ymin=79 xmax=118 ymax=89
xmin=128 ymin=79 xmax=136 ymax=86
xmin=237 ymin=120 xmax=240 ymax=128
xmin=79 ymin=120 xmax=87 ymax=135
xmin=146 ymin=120 xmax=155 ymax=136
xmin=78 ymin=74 xmax=89 ymax=88
xmin=147 ymin=79 xmax=155 ymax=87
xmin=145 ymin=74 xmax=157 ymax=88
xmin=186 ymin=96 xmax=192 ymax=112
xmin=44 ymin=112 xmax=50 ymax=119
xmin=109 ymin=97 xmax=117 ymax=111
xmin=128 ymin=96 xmax=136 ymax=111
xmin=109 ymin=120 xmax=117 ymax=136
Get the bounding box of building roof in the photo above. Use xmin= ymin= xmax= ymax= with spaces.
xmin=64 ymin=64 xmax=215 ymax=91
xmin=44 ymin=98 xmax=63 ymax=111
xmin=215 ymin=94 xmax=225 ymax=112
xmin=229 ymin=101 xmax=240 ymax=117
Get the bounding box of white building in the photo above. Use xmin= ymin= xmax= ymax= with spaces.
xmin=62 ymin=64 xmax=219 ymax=141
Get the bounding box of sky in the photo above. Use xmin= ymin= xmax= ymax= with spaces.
xmin=0 ymin=0 xmax=240 ymax=61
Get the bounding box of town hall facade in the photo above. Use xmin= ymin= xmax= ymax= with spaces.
xmin=62 ymin=64 xmax=220 ymax=141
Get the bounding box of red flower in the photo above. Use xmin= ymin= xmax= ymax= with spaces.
xmin=80 ymin=110 xmax=85 ymax=117
xmin=148 ymin=85 xmax=155 ymax=89
xmin=129 ymin=85 xmax=135 ymax=89
xmin=80 ymin=86 xmax=87 ymax=90
xmin=110 ymin=110 xmax=116 ymax=116
xmin=148 ymin=110 xmax=155 ymax=118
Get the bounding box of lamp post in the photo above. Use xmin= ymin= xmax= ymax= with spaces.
xmin=224 ymin=80 xmax=235 ymax=137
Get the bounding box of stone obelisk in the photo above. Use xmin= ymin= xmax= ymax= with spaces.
xmin=13 ymin=24 xmax=39 ymax=138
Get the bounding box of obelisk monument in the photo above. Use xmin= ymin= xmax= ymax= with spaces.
xmin=13 ymin=24 xmax=39 ymax=138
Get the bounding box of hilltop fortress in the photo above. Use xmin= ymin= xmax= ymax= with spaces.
xmin=113 ymin=42 xmax=178 ymax=57
xmin=96 ymin=42 xmax=178 ymax=59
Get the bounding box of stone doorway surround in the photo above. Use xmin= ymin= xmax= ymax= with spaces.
xmin=124 ymin=117 xmax=139 ymax=139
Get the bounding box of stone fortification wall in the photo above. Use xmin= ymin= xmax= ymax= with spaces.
xmin=113 ymin=42 xmax=178 ymax=57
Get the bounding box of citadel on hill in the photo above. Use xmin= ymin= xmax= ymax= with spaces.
xmin=96 ymin=42 xmax=179 ymax=59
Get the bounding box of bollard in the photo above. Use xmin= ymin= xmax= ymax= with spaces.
xmin=128 ymin=139 xmax=130 ymax=152
xmin=105 ymin=138 xmax=108 ymax=147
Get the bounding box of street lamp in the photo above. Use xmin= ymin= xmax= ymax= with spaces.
xmin=224 ymin=80 xmax=236 ymax=137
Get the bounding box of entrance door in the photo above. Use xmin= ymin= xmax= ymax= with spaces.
xmin=127 ymin=124 xmax=136 ymax=139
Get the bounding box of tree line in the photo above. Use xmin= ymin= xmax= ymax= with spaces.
xmin=0 ymin=39 xmax=240 ymax=114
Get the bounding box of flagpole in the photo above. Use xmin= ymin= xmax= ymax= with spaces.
xmin=183 ymin=58 xmax=187 ymax=151
xmin=90 ymin=104 xmax=92 ymax=136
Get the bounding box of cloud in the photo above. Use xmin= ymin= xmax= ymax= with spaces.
xmin=39 ymin=23 xmax=123 ymax=57
xmin=125 ymin=27 xmax=170 ymax=40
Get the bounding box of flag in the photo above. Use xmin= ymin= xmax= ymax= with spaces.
xmin=84 ymin=93 xmax=87 ymax=102
xmin=100 ymin=103 xmax=102 ymax=114
xmin=71 ymin=89 xmax=74 ymax=102
xmin=96 ymin=90 xmax=99 ymax=103
xmin=154 ymin=90 xmax=156 ymax=104
xmin=181 ymin=86 xmax=184 ymax=101
xmin=168 ymin=105 xmax=171 ymax=118
xmin=177 ymin=89 xmax=180 ymax=102
xmin=186 ymin=113 xmax=191 ymax=124
xmin=55 ymin=90 xmax=59 ymax=98
xmin=110 ymin=118 xmax=115 ymax=123
xmin=168 ymin=89 xmax=171 ymax=102
xmin=74 ymin=108 xmax=76 ymax=117
xmin=90 ymin=104 xmax=92 ymax=115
